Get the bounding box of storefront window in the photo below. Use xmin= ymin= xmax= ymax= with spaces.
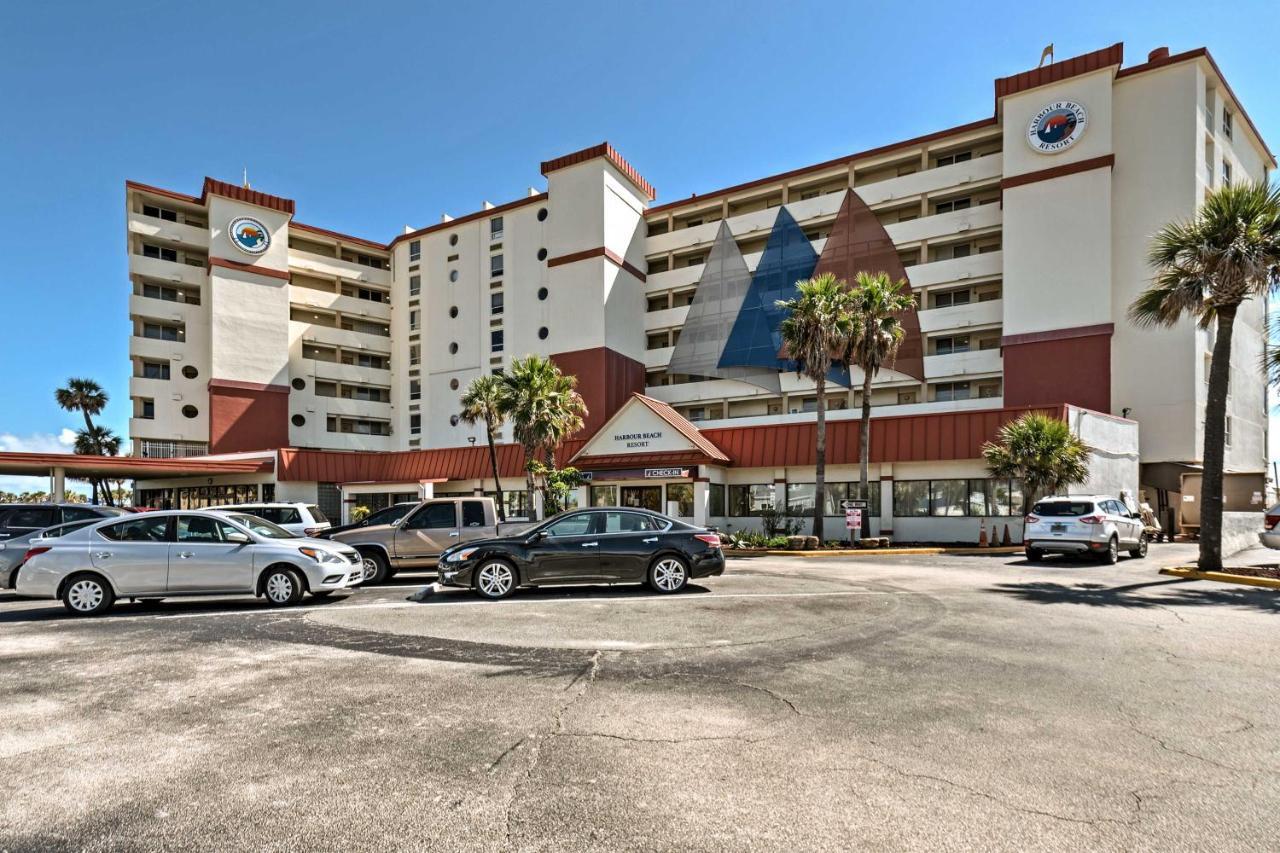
xmin=138 ymin=483 xmax=262 ymax=510
xmin=785 ymin=483 xmax=816 ymax=517
xmin=666 ymin=483 xmax=694 ymax=517
xmin=893 ymin=481 xmax=930 ymax=517
xmin=823 ymin=482 xmax=880 ymax=517
xmin=708 ymin=483 xmax=725 ymax=517
xmin=621 ymin=486 xmax=662 ymax=512
xmin=589 ymin=485 xmax=617 ymax=507
xmin=929 ymin=480 xmax=968 ymax=516
xmin=728 ymin=484 xmax=774 ymax=516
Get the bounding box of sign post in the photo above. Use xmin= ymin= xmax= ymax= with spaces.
xmin=841 ymin=499 xmax=867 ymax=546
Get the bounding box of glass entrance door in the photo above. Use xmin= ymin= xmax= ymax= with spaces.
xmin=620 ymin=486 xmax=662 ymax=512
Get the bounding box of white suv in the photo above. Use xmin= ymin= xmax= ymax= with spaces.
xmin=207 ymin=503 xmax=331 ymax=537
xmin=1024 ymin=495 xmax=1148 ymax=564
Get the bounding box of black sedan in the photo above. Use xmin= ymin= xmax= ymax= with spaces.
xmin=436 ymin=507 xmax=724 ymax=599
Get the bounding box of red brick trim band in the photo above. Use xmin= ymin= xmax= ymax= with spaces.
xmin=547 ymin=246 xmax=647 ymax=281
xmin=1002 ymin=323 xmax=1114 ymax=348
xmin=208 ymin=256 xmax=291 ymax=282
xmin=1000 ymin=155 xmax=1115 ymax=191
xmin=201 ymin=177 xmax=295 ymax=215
xmin=541 ymin=142 xmax=656 ymax=201
xmin=995 ymin=43 xmax=1123 ymax=101
xmin=208 ymin=379 xmax=291 ymax=394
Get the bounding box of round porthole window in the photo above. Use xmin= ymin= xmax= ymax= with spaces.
xmin=537 ymin=248 xmax=547 ymax=261
xmin=449 ymin=270 xmax=459 ymax=283
xmin=449 ymin=234 xmax=458 ymax=246
xmin=449 ymin=306 xmax=458 ymax=318
xmin=181 ymin=365 xmax=199 ymax=380
xmin=181 ymin=405 xmax=198 ymax=419
xmin=538 ymin=327 xmax=549 ymax=340
xmin=537 ymin=287 xmax=548 ymax=301
xmin=537 ymin=208 xmax=548 ymax=222
xmin=449 ymin=415 xmax=460 ymax=427
xmin=291 ymin=414 xmax=306 ymax=427
xmin=449 ymin=342 xmax=459 ymax=355
xmin=291 ymin=378 xmax=306 ymax=390
xmin=449 ymin=378 xmax=460 ymax=390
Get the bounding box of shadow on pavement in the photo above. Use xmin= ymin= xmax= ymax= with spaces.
xmin=0 ymin=591 xmax=354 ymax=624
xmin=407 ymin=583 xmax=713 ymax=605
xmin=986 ymin=577 xmax=1280 ymax=614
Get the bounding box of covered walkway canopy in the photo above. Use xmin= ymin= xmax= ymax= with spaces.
xmin=0 ymin=452 xmax=274 ymax=500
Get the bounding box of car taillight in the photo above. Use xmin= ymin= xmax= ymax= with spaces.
xmin=694 ymin=533 xmax=721 ymax=549
xmin=1266 ymin=514 xmax=1280 ymax=531
xmin=21 ymin=545 xmax=51 ymax=564
xmin=1078 ymin=515 xmax=1106 ymax=525
xmin=1024 ymin=515 xmax=1040 ymax=524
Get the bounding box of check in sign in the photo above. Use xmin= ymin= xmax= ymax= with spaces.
xmin=845 ymin=508 xmax=862 ymax=529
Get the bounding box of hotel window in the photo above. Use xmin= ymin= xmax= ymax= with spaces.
xmin=666 ymin=483 xmax=694 ymax=517
xmin=822 ymin=483 xmax=881 ymax=517
xmin=141 ymin=361 xmax=170 ymax=380
xmin=408 ymin=240 xmax=421 ymax=262
xmin=1222 ymin=161 xmax=1232 ymax=186
xmin=978 ymin=380 xmax=1002 ymax=399
xmin=934 ymin=150 xmax=972 ymax=167
xmin=409 ymin=310 xmax=419 ymax=331
xmin=142 ymin=204 xmax=177 ymax=222
xmin=409 ymin=379 xmax=421 ymax=401
xmin=490 ymin=217 xmax=504 ymax=241
xmin=931 ymin=288 xmax=971 ymax=309
xmin=142 ymin=243 xmax=178 ymax=262
xmin=933 ymin=197 xmax=972 ymax=214
xmin=409 ymin=344 xmax=420 ymax=366
xmin=491 ymin=292 xmax=504 ymax=315
xmin=589 ymin=485 xmax=617 ymax=507
xmin=1222 ymin=110 xmax=1233 ymax=139
xmin=1225 ymin=416 xmax=1232 ymax=446
xmin=491 ymin=330 xmax=504 ymax=353
xmin=142 ymin=322 xmax=182 ymax=342
xmin=932 ymin=335 xmax=969 ymax=356
xmin=410 ymin=414 xmax=421 ymax=435
xmin=409 ymin=275 xmax=421 ymax=296
xmin=646 ymin=332 xmax=669 ymax=350
xmin=934 ymin=381 xmax=971 ymax=402
xmin=728 ymin=484 xmax=774 ymax=517
xmin=490 ymin=254 xmax=503 ymax=278
xmin=140 ymin=399 xmax=155 ymax=419
xmin=709 ymin=483 xmax=725 ymax=517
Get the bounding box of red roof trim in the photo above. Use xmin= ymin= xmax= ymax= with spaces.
xmin=541 ymin=142 xmax=657 ymax=201
xmin=207 ymin=378 xmax=291 ymax=394
xmin=208 ymin=256 xmax=291 ymax=282
xmin=0 ymin=451 xmax=273 ymax=478
xmin=125 ymin=180 xmax=202 ymax=205
xmin=994 ymin=43 xmax=1124 ymax=101
xmin=546 ymin=246 xmax=647 ymax=282
xmin=1002 ymin=323 xmax=1114 ymax=347
xmin=200 ymin=177 xmax=295 ymax=215
xmin=388 ymin=193 xmax=549 ymax=248
xmin=646 ymin=117 xmax=999 ymax=216
xmin=1116 ymin=47 xmax=1275 ymax=165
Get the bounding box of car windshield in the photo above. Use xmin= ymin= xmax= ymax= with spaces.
xmin=1033 ymin=501 xmax=1095 ymax=517
xmin=307 ymin=505 xmax=328 ymax=524
xmin=225 ymin=514 xmax=296 ymax=539
xmin=368 ymin=504 xmax=413 ymax=525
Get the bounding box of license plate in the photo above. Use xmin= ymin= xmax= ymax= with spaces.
xmin=1051 ymin=523 xmax=1067 ymax=532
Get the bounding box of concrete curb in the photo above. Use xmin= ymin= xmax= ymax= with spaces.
xmin=1159 ymin=567 xmax=1280 ymax=590
xmin=727 ymin=546 xmax=1024 ymax=559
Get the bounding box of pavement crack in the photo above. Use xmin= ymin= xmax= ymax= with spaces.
xmin=1118 ymin=710 xmax=1263 ymax=776
xmin=487 ymin=737 xmax=526 ymax=773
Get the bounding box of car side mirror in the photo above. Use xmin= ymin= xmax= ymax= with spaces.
xmin=226 ymin=531 xmax=251 ymax=544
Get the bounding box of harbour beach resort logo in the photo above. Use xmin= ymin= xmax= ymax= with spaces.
xmin=228 ymin=216 xmax=271 ymax=255
xmin=1026 ymin=101 xmax=1087 ymax=153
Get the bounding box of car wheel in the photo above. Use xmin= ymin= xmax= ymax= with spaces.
xmin=62 ymin=573 xmax=115 ymax=616
xmin=474 ymin=560 xmax=517 ymax=600
xmin=263 ymin=567 xmax=304 ymax=606
xmin=649 ymin=556 xmax=689 ymax=593
xmin=1025 ymin=547 xmax=1043 ymax=563
xmin=359 ymin=550 xmax=390 ymax=584
xmin=1129 ymin=535 xmax=1149 ymax=559
xmin=1099 ymin=536 xmax=1119 ymax=565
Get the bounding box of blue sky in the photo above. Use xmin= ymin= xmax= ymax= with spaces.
xmin=1 ymin=0 xmax=1277 ymax=491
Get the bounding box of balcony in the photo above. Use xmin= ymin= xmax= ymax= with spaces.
xmin=130 ymin=334 xmax=185 ymax=361
xmin=290 ymin=289 xmax=392 ymax=321
xmin=644 ymin=305 xmax=691 ymax=331
xmin=885 ymin=202 xmax=1002 ymax=246
xmin=303 ymin=360 xmax=391 ymax=385
xmin=917 ymin=298 xmax=1003 ymax=333
xmin=905 ymin=250 xmax=1002 ymax=289
xmin=291 ymin=321 xmax=389 ymax=353
xmin=856 ymin=153 xmax=1003 ymax=206
xmin=133 ymin=438 xmax=209 ymax=459
xmin=644 ymin=345 xmax=674 ymax=370
xmin=127 ymin=215 xmax=208 ymax=249
xmin=288 ymin=249 xmax=391 ymax=287
xmin=130 ymin=254 xmax=206 ymax=287
xmin=128 ymin=375 xmax=175 ymax=400
xmin=924 ymin=347 xmax=1003 ymax=379
xmin=320 ymin=396 xmax=392 ymax=417
xmin=645 ymin=264 xmax=702 ymax=294
xmin=129 ymin=294 xmax=200 ymax=326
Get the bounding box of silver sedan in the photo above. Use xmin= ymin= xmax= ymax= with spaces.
xmin=16 ymin=510 xmax=364 ymax=616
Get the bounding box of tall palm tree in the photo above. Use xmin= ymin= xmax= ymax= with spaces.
xmin=776 ymin=273 xmax=856 ymax=541
xmin=56 ymin=378 xmax=110 ymax=504
xmin=981 ymin=412 xmax=1090 ymax=516
xmin=73 ymin=426 xmax=121 ymax=506
xmin=499 ymin=355 xmax=588 ymax=519
xmin=1129 ymin=180 xmax=1280 ymax=571
xmin=846 ymin=272 xmax=916 ymax=512
xmin=459 ymin=374 xmax=508 ymax=521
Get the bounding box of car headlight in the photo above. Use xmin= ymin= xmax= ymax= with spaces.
xmin=445 ymin=547 xmax=479 ymax=563
xmin=299 ymin=547 xmax=345 ymax=565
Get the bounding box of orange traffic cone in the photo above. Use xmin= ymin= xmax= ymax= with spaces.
xmin=989 ymin=523 xmax=997 ymax=547
xmin=1002 ymin=524 xmax=1012 ymax=547
xmin=978 ymin=524 xmax=988 ymax=547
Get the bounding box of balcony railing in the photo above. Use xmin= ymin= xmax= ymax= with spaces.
xmin=136 ymin=439 xmax=209 ymax=459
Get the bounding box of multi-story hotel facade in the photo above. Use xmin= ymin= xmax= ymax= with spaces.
xmin=123 ymin=43 xmax=1272 ymax=540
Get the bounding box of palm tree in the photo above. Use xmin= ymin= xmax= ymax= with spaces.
xmin=459 ymin=374 xmax=508 ymax=521
xmin=982 ymin=412 xmax=1090 ymax=516
xmin=499 ymin=355 xmax=588 ymax=519
xmin=56 ymin=378 xmax=110 ymax=504
xmin=1129 ymin=180 xmax=1280 ymax=571
xmin=776 ymin=273 xmax=856 ymax=541
xmin=846 ymin=272 xmax=916 ymax=512
xmin=73 ymin=426 xmax=121 ymax=506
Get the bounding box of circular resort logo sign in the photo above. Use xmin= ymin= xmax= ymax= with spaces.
xmin=228 ymin=216 xmax=270 ymax=255
xmin=1026 ymin=101 xmax=1087 ymax=153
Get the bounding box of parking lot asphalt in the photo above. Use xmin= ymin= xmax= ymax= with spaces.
xmin=2 ymin=543 xmax=1278 ymax=851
